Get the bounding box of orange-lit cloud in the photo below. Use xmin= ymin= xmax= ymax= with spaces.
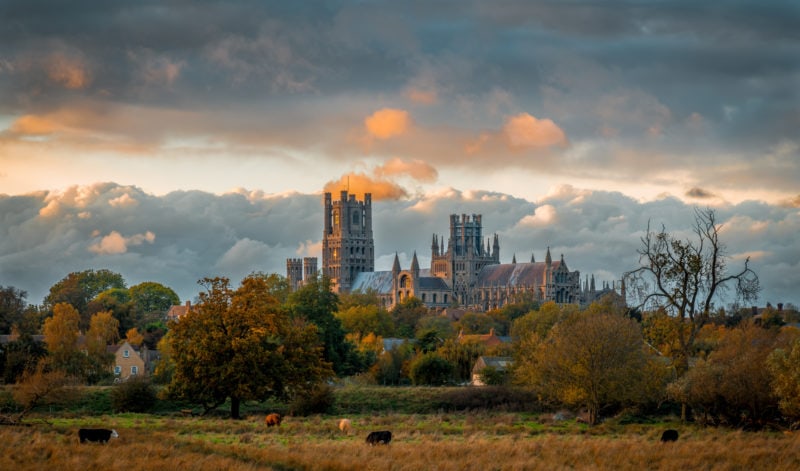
xmin=364 ymin=108 xmax=411 ymax=139
xmin=324 ymin=173 xmax=408 ymax=201
xmin=10 ymin=115 xmax=62 ymax=135
xmin=45 ymin=53 xmax=90 ymax=89
xmin=89 ymin=230 xmax=155 ymax=254
xmin=374 ymin=157 xmax=437 ymax=182
xmin=405 ymin=87 xmax=438 ymax=105
xmin=503 ymin=113 xmax=567 ymax=149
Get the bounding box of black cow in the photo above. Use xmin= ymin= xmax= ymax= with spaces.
xmin=79 ymin=428 xmax=119 ymax=443
xmin=366 ymin=430 xmax=392 ymax=445
xmin=660 ymin=429 xmax=679 ymax=442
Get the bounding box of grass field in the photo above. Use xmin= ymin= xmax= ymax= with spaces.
xmin=1 ymin=412 xmax=798 ymax=470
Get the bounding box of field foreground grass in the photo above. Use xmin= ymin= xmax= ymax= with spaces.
xmin=1 ymin=413 xmax=797 ymax=470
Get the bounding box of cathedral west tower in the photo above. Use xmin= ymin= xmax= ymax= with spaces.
xmin=322 ymin=191 xmax=374 ymax=293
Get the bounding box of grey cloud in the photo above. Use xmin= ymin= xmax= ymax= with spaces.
xmin=2 ymin=183 xmax=796 ymax=308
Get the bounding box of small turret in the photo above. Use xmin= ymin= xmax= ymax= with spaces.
xmin=392 ymin=252 xmax=401 ymax=275
xmin=431 ymin=234 xmax=439 ymax=256
xmin=512 ymin=253 xmax=517 ymax=264
xmin=411 ymin=251 xmax=420 ymax=277
xmin=530 ymin=253 xmax=535 ymax=263
xmin=545 ymin=246 xmax=552 ymax=266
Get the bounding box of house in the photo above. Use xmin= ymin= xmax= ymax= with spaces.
xmin=166 ymin=300 xmax=192 ymax=321
xmin=471 ymin=356 xmax=513 ymax=386
xmin=108 ymin=340 xmax=147 ymax=382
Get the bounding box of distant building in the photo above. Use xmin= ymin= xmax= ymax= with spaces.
xmin=166 ymin=300 xmax=192 ymax=321
xmin=289 ymin=190 xmax=618 ymax=310
xmin=471 ymin=356 xmax=513 ymax=386
xmin=287 ymin=257 xmax=318 ymax=291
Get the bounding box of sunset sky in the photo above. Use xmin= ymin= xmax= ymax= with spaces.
xmin=1 ymin=1 xmax=798 ymax=307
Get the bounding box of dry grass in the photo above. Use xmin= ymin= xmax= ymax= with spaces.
xmin=1 ymin=413 xmax=797 ymax=470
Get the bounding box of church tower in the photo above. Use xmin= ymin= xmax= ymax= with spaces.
xmin=322 ymin=191 xmax=374 ymax=293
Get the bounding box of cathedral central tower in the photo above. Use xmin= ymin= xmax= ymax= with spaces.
xmin=322 ymin=191 xmax=374 ymax=293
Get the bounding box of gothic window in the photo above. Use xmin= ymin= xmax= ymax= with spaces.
xmin=333 ymin=210 xmax=339 ymax=227
xmin=400 ymin=275 xmax=410 ymax=288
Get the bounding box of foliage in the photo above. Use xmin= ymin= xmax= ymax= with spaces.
xmin=0 ymin=285 xmax=27 ymax=335
xmin=627 ymin=208 xmax=760 ymax=375
xmin=438 ymin=338 xmax=485 ymax=383
xmin=43 ymin=303 xmax=86 ymax=378
xmin=390 ymin=296 xmax=429 ymax=338
xmin=477 ymin=366 xmax=509 ymax=386
xmin=0 ymin=334 xmax=47 ymax=383
xmin=125 ymin=327 xmax=145 ymax=346
xmin=44 ymin=269 xmax=126 ymax=326
xmin=336 ymin=303 xmax=395 ymax=337
xmin=166 ymin=276 xmax=333 ymax=419
xmin=521 ymin=309 xmax=667 ymax=425
xmin=673 ymin=323 xmax=798 ymax=427
xmin=87 ymin=288 xmax=135 ymax=339
xmin=128 ymin=281 xmax=180 ymax=318
xmin=9 ymin=363 xmax=79 ymax=422
xmin=409 ymin=352 xmax=454 ymax=386
xmin=288 ymin=274 xmax=363 ymax=376
xmin=768 ymin=337 xmax=800 ymax=421
xmin=289 ymin=382 xmax=335 ymax=416
xmin=453 ymin=312 xmax=499 ymax=335
xmin=369 ymin=343 xmax=414 ymax=386
xmin=110 ymin=377 xmax=157 ymax=413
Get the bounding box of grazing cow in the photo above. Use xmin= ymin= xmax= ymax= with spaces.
xmin=338 ymin=418 xmax=352 ymax=434
xmin=366 ymin=430 xmax=392 ymax=445
xmin=660 ymin=429 xmax=679 ymax=442
xmin=265 ymin=413 xmax=282 ymax=427
xmin=79 ymin=428 xmax=119 ymax=443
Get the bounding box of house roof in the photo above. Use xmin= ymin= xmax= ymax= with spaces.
xmin=477 ymin=261 xmax=560 ymax=288
xmin=478 ymin=356 xmax=513 ymax=369
xmin=0 ymin=334 xmax=45 ymax=345
xmin=167 ymin=301 xmax=192 ymax=320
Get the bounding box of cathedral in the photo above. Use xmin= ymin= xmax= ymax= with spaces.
xmin=287 ymin=190 xmax=612 ymax=311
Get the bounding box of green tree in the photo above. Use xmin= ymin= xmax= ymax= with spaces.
xmin=129 ymin=282 xmax=180 ymax=321
xmin=288 ymin=274 xmax=363 ymax=376
xmin=409 ymin=352 xmax=454 ymax=386
xmin=87 ymin=288 xmax=135 ymax=338
xmin=0 ymin=285 xmax=27 ymax=335
xmin=1 ymin=334 xmax=47 ymax=383
xmin=439 ymin=338 xmax=485 ymax=383
xmin=391 ymin=297 xmax=428 ymax=338
xmin=522 ymin=309 xmax=665 ymax=425
xmin=167 ymin=276 xmax=333 ymax=419
xmin=44 ymin=270 xmax=126 ymax=323
xmin=336 ymin=304 xmax=395 ymax=338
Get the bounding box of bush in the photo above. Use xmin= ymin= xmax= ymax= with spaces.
xmin=110 ymin=377 xmax=157 ymax=413
xmin=438 ymin=386 xmax=542 ymax=412
xmin=478 ymin=366 xmax=509 ymax=386
xmin=290 ymin=383 xmax=335 ymax=416
xmin=409 ymin=352 xmax=454 ymax=386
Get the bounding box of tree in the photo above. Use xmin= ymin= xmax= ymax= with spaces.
xmin=409 ymin=352 xmax=454 ymax=386
xmin=391 ymin=297 xmax=429 ymax=338
xmin=167 ymin=276 xmax=333 ymax=419
xmin=674 ymin=323 xmax=796 ymax=426
xmin=42 ymin=303 xmax=85 ymax=378
xmin=521 ymin=309 xmax=666 ymax=425
xmin=0 ymin=285 xmax=27 ymax=334
xmin=768 ymin=338 xmax=800 ymax=422
xmin=44 ymin=270 xmax=126 ymax=329
xmin=439 ymin=338 xmax=485 ymax=383
xmin=1 ymin=334 xmax=47 ymax=384
xmin=84 ymin=311 xmax=119 ymax=383
xmin=288 ymin=274 xmax=363 ymax=376
xmin=627 ymin=208 xmax=760 ymax=377
xmin=125 ymin=327 xmax=144 ymax=347
xmin=129 ymin=281 xmax=180 ymax=322
xmin=87 ymin=288 xmax=135 ymax=338
xmin=7 ymin=363 xmax=79 ymax=424
xmin=336 ymin=304 xmax=395 ymax=338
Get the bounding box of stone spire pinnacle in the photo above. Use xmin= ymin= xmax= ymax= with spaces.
xmin=545 ymin=246 xmax=552 ymax=266
xmin=411 ymin=251 xmax=420 ymax=276
xmin=392 ymin=252 xmax=401 ymax=274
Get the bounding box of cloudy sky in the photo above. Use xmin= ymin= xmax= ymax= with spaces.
xmin=1 ymin=1 xmax=798 ymax=307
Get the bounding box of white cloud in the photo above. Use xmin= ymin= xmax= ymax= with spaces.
xmin=88 ymin=230 xmax=155 ymax=254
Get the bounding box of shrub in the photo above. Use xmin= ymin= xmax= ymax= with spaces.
xmin=290 ymin=383 xmax=335 ymax=416
xmin=409 ymin=352 xmax=454 ymax=386
xmin=110 ymin=377 xmax=157 ymax=413
xmin=478 ymin=366 xmax=509 ymax=386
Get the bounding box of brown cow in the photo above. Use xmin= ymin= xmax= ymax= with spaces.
xmin=265 ymin=413 xmax=282 ymax=427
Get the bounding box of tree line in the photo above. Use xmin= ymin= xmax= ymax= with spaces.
xmin=1 ymin=208 xmax=798 ymax=427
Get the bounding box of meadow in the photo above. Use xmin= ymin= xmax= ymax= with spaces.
xmin=1 ymin=411 xmax=798 ymax=471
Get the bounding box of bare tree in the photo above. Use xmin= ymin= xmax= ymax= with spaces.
xmin=627 ymin=208 xmax=760 ymax=375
